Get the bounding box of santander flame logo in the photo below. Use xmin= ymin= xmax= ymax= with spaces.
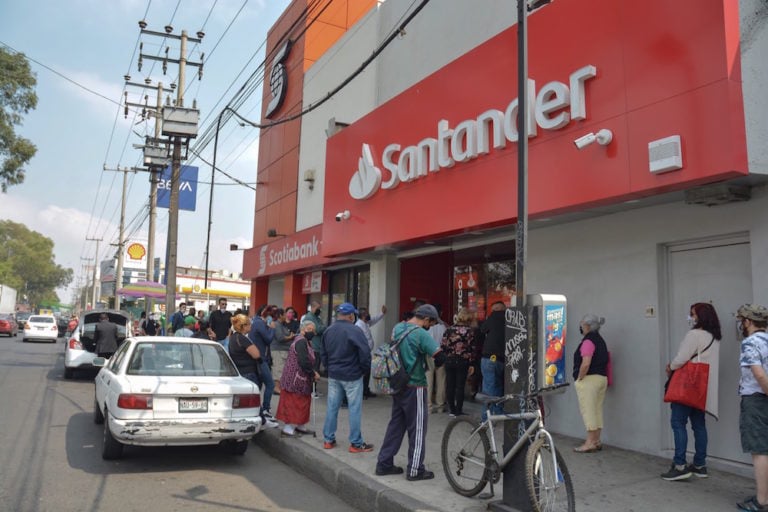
xmin=348 ymin=144 xmax=382 ymax=200
xmin=257 ymin=246 xmax=268 ymax=275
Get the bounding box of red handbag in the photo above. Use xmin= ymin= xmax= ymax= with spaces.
xmin=663 ymin=361 xmax=709 ymax=410
xmin=663 ymin=336 xmax=714 ymax=410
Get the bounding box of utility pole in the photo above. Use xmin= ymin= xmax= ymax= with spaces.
xmin=134 ymin=21 xmax=202 ymax=323
xmin=103 ymin=166 xmax=135 ymax=310
xmin=80 ymin=258 xmax=93 ymax=311
xmin=85 ymin=237 xmax=102 ymax=309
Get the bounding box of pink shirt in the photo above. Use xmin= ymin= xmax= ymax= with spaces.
xmin=580 ymin=339 xmax=596 ymax=357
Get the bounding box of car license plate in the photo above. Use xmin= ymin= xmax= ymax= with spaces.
xmin=36 ymin=326 xmax=45 ymax=330
xmin=179 ymin=398 xmax=208 ymax=413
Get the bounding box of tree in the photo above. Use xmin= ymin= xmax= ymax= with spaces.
xmin=0 ymin=220 xmax=72 ymax=307
xmin=0 ymin=47 xmax=38 ymax=192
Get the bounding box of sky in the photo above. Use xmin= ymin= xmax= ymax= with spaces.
xmin=0 ymin=0 xmax=292 ymax=304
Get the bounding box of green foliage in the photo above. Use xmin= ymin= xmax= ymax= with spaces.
xmin=0 ymin=47 xmax=38 ymax=192
xmin=0 ymin=220 xmax=72 ymax=307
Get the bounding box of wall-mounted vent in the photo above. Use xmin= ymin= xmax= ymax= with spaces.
xmin=649 ymin=135 xmax=683 ymax=174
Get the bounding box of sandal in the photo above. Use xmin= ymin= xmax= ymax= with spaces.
xmin=738 ymin=496 xmax=768 ymax=511
xmin=573 ymin=445 xmax=599 ymax=453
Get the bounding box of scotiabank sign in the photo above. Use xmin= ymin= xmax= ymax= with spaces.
xmin=243 ymin=225 xmax=339 ymax=279
xmin=323 ymin=0 xmax=746 ymax=257
xmin=350 ymin=66 xmax=596 ymax=200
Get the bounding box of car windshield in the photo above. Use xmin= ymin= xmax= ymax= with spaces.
xmin=126 ymin=342 xmax=238 ymax=377
xmin=29 ymin=316 xmax=55 ymax=323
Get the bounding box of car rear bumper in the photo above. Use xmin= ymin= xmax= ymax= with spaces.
xmin=108 ymin=414 xmax=263 ymax=445
xmin=23 ymin=330 xmax=58 ymax=341
xmin=65 ymin=348 xmax=98 ymax=369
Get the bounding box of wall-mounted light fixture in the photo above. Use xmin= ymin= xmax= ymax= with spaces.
xmin=573 ymin=128 xmax=613 ymax=149
xmin=325 ymin=117 xmax=349 ymax=138
xmin=267 ymin=228 xmax=287 ymax=237
xmin=303 ymin=169 xmax=316 ymax=190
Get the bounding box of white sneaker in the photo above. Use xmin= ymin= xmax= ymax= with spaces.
xmin=264 ymin=418 xmax=279 ymax=429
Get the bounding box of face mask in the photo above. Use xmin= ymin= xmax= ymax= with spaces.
xmin=305 ymin=332 xmax=315 ymax=341
xmin=687 ymin=315 xmax=695 ymax=328
xmin=314 ymin=308 xmax=321 ymax=316
xmin=579 ymin=326 xmax=584 ymax=335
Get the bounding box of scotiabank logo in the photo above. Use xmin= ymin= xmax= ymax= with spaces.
xmin=348 ymin=65 xmax=597 ymax=200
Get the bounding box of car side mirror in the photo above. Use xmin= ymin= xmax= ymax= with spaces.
xmin=92 ymin=357 xmax=107 ymax=367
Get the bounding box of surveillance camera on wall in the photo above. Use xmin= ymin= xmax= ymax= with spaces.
xmin=574 ymin=128 xmax=613 ymax=149
xmin=335 ymin=210 xmax=351 ymax=222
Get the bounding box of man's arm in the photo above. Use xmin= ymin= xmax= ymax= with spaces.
xmin=751 ymin=365 xmax=768 ymax=395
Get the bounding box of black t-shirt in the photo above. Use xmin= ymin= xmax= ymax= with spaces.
xmin=481 ymin=310 xmax=506 ymax=358
xmin=228 ymin=332 xmax=257 ymax=374
xmin=209 ymin=309 xmax=233 ymax=340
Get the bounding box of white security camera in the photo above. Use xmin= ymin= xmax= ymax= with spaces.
xmin=335 ymin=210 xmax=351 ymax=222
xmin=574 ymin=129 xmax=613 ymax=150
xmin=335 ymin=213 xmax=343 ymax=222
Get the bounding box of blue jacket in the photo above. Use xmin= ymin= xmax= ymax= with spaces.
xmin=248 ymin=317 xmax=275 ymax=362
xmin=320 ymin=319 xmax=371 ymax=381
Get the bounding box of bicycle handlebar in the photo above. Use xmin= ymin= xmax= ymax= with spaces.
xmin=475 ymin=382 xmax=570 ymax=405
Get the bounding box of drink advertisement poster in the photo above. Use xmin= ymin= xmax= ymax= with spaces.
xmin=543 ymin=304 xmax=567 ymax=386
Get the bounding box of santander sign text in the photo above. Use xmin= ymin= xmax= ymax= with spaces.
xmin=348 ymin=65 xmax=597 ymax=200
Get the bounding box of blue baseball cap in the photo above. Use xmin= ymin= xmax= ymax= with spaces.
xmin=336 ymin=302 xmax=358 ymax=315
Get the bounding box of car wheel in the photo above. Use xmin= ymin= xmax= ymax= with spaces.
xmin=102 ymin=411 xmax=124 ymax=460
xmin=22 ymin=338 xmax=27 ymax=343
xmin=64 ymin=367 xmax=74 ymax=379
xmin=93 ymin=397 xmax=104 ymax=424
xmin=224 ymin=439 xmax=249 ymax=456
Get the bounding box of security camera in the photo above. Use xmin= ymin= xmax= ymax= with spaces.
xmin=335 ymin=210 xmax=351 ymax=222
xmin=573 ymin=133 xmax=597 ymax=149
xmin=574 ymin=129 xmax=613 ymax=150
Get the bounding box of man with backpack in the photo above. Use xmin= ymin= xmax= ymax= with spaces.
xmin=375 ymin=304 xmax=446 ymax=481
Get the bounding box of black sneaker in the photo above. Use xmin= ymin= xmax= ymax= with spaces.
xmin=375 ymin=465 xmax=404 ymax=476
xmin=406 ymin=470 xmax=435 ymax=481
xmin=660 ymin=464 xmax=692 ymax=481
xmin=686 ymin=464 xmax=708 ymax=478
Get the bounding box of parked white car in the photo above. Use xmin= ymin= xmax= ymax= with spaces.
xmin=93 ymin=336 xmax=262 ymax=459
xmin=64 ymin=310 xmax=132 ymax=379
xmin=22 ymin=314 xmax=59 ymax=343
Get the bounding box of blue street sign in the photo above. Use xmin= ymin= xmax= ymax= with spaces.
xmin=157 ymin=165 xmax=198 ymax=211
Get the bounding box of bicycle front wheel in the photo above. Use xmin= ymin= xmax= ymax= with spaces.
xmin=441 ymin=416 xmax=492 ymax=497
xmin=525 ymin=436 xmax=575 ymax=512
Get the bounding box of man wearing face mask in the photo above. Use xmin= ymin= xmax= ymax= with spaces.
xmin=355 ymin=305 xmax=388 ymax=398
xmin=207 ymin=298 xmax=233 ymax=350
xmin=169 ymin=302 xmax=187 ymax=335
xmin=735 ymin=304 xmax=768 ymax=512
xmin=376 ymin=304 xmax=445 ymax=481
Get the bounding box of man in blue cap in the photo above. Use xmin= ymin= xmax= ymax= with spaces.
xmin=320 ymin=302 xmax=374 ymax=453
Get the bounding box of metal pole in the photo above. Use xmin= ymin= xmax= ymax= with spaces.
xmin=115 ymin=169 xmax=129 ymax=310
xmin=146 ymin=82 xmax=162 ymax=311
xmin=164 ymin=31 xmax=188 ymax=325
xmin=515 ymin=0 xmax=529 ymax=309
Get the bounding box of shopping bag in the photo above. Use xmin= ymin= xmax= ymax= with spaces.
xmin=663 ymin=361 xmax=709 ymax=410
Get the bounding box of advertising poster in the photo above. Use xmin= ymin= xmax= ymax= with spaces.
xmin=453 ymin=265 xmax=480 ymax=321
xmin=543 ymin=304 xmax=567 ymax=386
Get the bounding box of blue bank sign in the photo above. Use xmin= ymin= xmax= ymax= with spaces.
xmin=157 ymin=165 xmax=198 ymax=211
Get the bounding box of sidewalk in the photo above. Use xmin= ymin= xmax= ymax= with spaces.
xmin=255 ymin=380 xmax=755 ymax=512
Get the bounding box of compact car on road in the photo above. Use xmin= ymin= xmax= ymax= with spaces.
xmin=93 ymin=336 xmax=263 ymax=459
xmin=0 ymin=314 xmax=18 ymax=337
xmin=22 ymin=315 xmax=59 ymax=342
xmin=64 ymin=310 xmax=132 ymax=379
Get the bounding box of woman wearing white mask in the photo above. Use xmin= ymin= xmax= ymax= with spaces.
xmin=662 ymin=302 xmax=721 ymax=481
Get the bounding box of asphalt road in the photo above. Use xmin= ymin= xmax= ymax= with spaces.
xmin=0 ymin=333 xmax=358 ymax=512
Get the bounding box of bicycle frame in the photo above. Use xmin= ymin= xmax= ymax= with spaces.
xmin=484 ymin=409 xmax=558 ymax=475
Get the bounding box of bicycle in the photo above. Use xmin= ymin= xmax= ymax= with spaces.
xmin=441 ymin=383 xmax=575 ymax=512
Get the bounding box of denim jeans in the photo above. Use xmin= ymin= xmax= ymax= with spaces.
xmin=481 ymin=357 xmax=505 ymax=420
xmin=670 ymin=402 xmax=707 ymax=466
xmin=323 ymin=377 xmax=364 ymax=446
xmin=218 ymin=337 xmax=229 ymax=352
xmin=254 ymin=360 xmax=275 ymax=413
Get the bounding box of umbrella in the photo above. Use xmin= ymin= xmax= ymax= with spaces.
xmin=117 ymin=280 xmax=179 ymax=299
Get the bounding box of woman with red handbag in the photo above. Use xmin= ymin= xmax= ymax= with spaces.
xmin=661 ymin=302 xmax=721 ymax=481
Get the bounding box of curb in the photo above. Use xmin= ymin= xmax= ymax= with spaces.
xmin=253 ymin=428 xmax=437 ymax=512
